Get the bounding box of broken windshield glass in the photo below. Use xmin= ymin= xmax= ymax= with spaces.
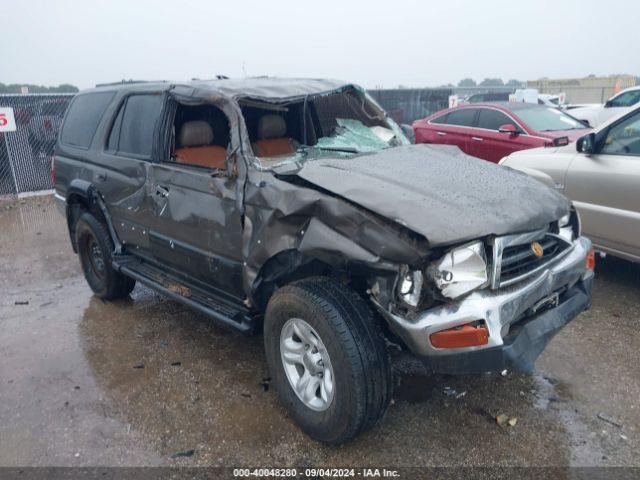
xmin=315 ymin=118 xmax=392 ymax=152
xmin=240 ymin=87 xmax=409 ymax=167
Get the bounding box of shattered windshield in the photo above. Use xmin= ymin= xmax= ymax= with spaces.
xmin=239 ymin=87 xmax=409 ymax=166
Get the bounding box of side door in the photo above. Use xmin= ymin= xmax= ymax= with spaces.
xmin=147 ymin=98 xmax=245 ymax=299
xmin=469 ymin=108 xmax=541 ymax=162
xmin=98 ymin=90 xmax=165 ymax=253
xmin=431 ymin=108 xmax=478 ymax=156
xmin=565 ymin=109 xmax=640 ymax=260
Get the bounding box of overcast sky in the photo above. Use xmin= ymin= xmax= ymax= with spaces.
xmin=2 ymin=0 xmax=638 ymax=90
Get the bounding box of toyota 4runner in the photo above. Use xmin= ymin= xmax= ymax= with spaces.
xmin=53 ymin=78 xmax=594 ymax=444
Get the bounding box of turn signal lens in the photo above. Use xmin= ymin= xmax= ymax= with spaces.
xmin=586 ymin=248 xmax=596 ymax=271
xmin=430 ymin=323 xmax=489 ymax=349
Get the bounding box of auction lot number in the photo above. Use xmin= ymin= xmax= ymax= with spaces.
xmin=234 ymin=468 xmax=399 ymax=478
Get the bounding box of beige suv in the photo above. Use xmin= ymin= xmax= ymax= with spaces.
xmin=501 ymin=105 xmax=640 ymax=263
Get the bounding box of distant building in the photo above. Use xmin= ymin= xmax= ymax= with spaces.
xmin=527 ymin=75 xmax=637 ymax=104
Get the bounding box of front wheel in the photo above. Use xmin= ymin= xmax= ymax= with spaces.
xmin=264 ymin=277 xmax=392 ymax=444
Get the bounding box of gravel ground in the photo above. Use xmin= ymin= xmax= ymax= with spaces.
xmin=0 ymin=195 xmax=638 ymax=471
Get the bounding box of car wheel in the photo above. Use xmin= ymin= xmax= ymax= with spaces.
xmin=264 ymin=277 xmax=392 ymax=444
xmin=75 ymin=212 xmax=136 ymax=300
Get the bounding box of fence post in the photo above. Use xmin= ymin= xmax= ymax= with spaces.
xmin=2 ymin=133 xmax=19 ymax=194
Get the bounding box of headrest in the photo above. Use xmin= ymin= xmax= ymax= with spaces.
xmin=257 ymin=114 xmax=287 ymax=139
xmin=178 ymin=120 xmax=213 ymax=148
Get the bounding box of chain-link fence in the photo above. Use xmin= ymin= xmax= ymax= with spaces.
xmin=369 ymin=87 xmax=518 ymax=125
xmin=0 ymin=94 xmax=74 ymax=196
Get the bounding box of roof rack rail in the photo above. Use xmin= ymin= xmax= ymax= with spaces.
xmin=95 ymin=79 xmax=165 ymax=87
xmin=190 ymin=75 xmax=229 ymax=81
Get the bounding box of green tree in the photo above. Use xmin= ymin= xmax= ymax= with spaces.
xmin=479 ymin=78 xmax=504 ymax=87
xmin=505 ymin=79 xmax=524 ymax=87
xmin=0 ymin=82 xmax=79 ymax=94
xmin=457 ymin=78 xmax=477 ymax=87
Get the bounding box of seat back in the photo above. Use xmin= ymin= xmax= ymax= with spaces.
xmin=175 ymin=120 xmax=227 ymax=169
xmin=252 ymin=114 xmax=295 ymax=157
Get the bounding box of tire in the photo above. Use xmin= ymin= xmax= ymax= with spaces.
xmin=264 ymin=277 xmax=392 ymax=444
xmin=75 ymin=212 xmax=136 ymax=300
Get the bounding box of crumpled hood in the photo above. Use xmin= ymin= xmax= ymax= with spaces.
xmin=294 ymin=144 xmax=570 ymax=246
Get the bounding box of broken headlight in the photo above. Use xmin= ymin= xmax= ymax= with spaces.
xmin=397 ymin=268 xmax=424 ymax=308
xmin=428 ymin=241 xmax=488 ymax=300
xmin=558 ymin=208 xmax=581 ymax=242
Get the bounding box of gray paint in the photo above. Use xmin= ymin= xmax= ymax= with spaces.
xmin=294 ymin=144 xmax=570 ymax=246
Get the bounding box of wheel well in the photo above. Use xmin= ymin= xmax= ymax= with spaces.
xmin=251 ymin=250 xmax=379 ymax=313
xmin=66 ymin=193 xmax=108 ymax=253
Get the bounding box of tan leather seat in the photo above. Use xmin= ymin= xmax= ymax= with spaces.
xmin=252 ymin=114 xmax=296 ymax=157
xmin=175 ymin=120 xmax=227 ymax=169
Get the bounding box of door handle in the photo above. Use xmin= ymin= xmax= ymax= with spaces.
xmin=155 ymin=185 xmax=170 ymax=198
xmin=436 ymin=132 xmax=447 ymax=136
xmin=471 ymin=137 xmax=484 ymax=142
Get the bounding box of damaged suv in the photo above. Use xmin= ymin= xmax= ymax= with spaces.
xmin=53 ymin=78 xmax=594 ymax=444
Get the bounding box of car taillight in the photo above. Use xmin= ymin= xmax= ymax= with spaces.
xmin=554 ymin=136 xmax=569 ymax=147
xmin=51 ymin=156 xmax=56 ymax=185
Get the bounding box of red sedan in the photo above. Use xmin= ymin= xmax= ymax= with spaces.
xmin=412 ymin=102 xmax=591 ymax=163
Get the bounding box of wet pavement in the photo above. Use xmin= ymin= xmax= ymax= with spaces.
xmin=0 ymin=195 xmax=638 ymax=468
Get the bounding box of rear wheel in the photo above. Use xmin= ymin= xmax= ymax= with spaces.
xmin=264 ymin=277 xmax=392 ymax=444
xmin=75 ymin=212 xmax=135 ymax=299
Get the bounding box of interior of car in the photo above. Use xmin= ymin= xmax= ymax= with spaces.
xmin=239 ymin=89 xmax=392 ymax=161
xmin=172 ymin=104 xmax=231 ymax=170
xmin=168 ymin=90 xmax=396 ymax=169
xmin=240 ymin=101 xmax=307 ymax=159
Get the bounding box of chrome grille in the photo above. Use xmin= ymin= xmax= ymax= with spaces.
xmin=490 ymin=229 xmax=573 ymax=289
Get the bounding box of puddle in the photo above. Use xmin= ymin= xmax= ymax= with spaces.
xmin=4 ymin=196 xmax=638 ymax=467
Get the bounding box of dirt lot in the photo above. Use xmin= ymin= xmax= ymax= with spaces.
xmin=1 ymin=195 xmax=638 ymax=469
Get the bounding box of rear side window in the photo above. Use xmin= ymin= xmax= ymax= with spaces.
xmin=108 ymin=94 xmax=163 ymax=158
xmin=445 ymin=108 xmax=477 ymax=127
xmin=60 ymin=92 xmax=115 ymax=148
xmin=477 ymin=109 xmax=512 ymax=130
xmin=430 ymin=113 xmax=449 ymax=124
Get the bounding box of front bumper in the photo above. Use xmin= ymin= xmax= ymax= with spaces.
xmin=377 ymin=236 xmax=593 ymax=374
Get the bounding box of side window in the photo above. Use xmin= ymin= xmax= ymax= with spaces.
xmin=608 ymin=90 xmax=640 ymax=108
xmin=107 ymin=94 xmax=163 ymax=158
xmin=600 ymin=111 xmax=640 ymax=156
xmin=445 ymin=108 xmax=477 ymax=127
xmin=60 ymin=92 xmax=115 ymax=148
xmin=477 ymin=109 xmax=513 ymax=130
xmin=430 ymin=113 xmax=449 ymax=124
xmin=170 ymin=103 xmax=231 ymax=170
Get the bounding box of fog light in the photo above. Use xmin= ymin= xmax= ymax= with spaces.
xmin=430 ymin=322 xmax=489 ymax=349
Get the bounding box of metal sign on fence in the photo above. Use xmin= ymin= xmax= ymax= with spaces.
xmin=0 ymin=107 xmax=17 ymax=132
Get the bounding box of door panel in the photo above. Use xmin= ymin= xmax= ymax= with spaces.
xmin=471 ymin=132 xmax=543 ymax=163
xmin=149 ymin=163 xmax=245 ymax=298
xmin=566 ymin=154 xmax=640 ymax=258
xmin=434 ymin=125 xmax=473 ymax=155
xmin=469 ymin=108 xmax=543 ymax=162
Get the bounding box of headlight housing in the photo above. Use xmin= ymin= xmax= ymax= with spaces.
xmin=558 ymin=207 xmax=581 ymax=242
xmin=428 ymin=241 xmax=488 ymax=299
xmin=397 ymin=268 xmax=424 ymax=308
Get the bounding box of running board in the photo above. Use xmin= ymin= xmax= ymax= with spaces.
xmin=112 ymin=256 xmax=255 ymax=334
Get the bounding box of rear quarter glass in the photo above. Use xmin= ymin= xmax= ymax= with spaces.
xmin=60 ymin=92 xmax=115 ymax=149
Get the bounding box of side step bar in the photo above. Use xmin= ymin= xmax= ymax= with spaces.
xmin=112 ymin=256 xmax=255 ymax=334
